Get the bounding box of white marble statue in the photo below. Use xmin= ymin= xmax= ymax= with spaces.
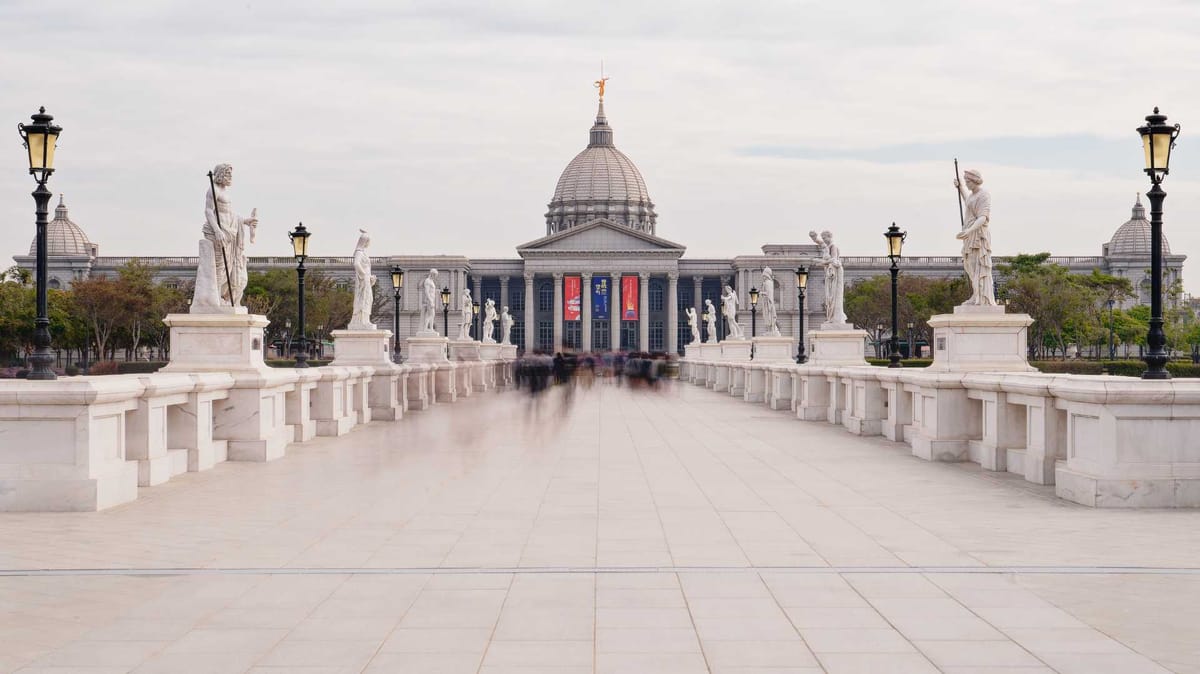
xmin=685 ymin=307 xmax=700 ymax=345
xmin=703 ymin=299 xmax=718 ymax=343
xmin=500 ymin=306 xmax=514 ymax=345
xmin=760 ymin=267 xmax=781 ymax=337
xmin=190 ymin=239 xmax=222 ymax=313
xmin=418 ymin=269 xmax=439 ymax=336
xmin=482 ymin=298 xmax=498 ymax=344
xmin=955 ymin=168 xmax=996 ymax=306
xmin=457 ymin=287 xmax=473 ymax=340
xmin=200 ymin=163 xmax=258 ymax=308
xmin=721 ymin=284 xmax=744 ymax=339
xmin=348 ymin=230 xmax=377 ymax=330
xmin=809 ymin=229 xmax=848 ymax=326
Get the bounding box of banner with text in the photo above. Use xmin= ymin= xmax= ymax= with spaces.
xmin=592 ymin=275 xmax=610 ymax=320
xmin=564 ymin=276 xmax=581 ymax=321
xmin=621 ymin=275 xmax=639 ymax=321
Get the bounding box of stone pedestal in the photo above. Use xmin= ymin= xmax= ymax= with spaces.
xmin=752 ymin=336 xmax=795 ymax=363
xmin=161 ymin=311 xmax=270 ymax=373
xmin=720 ymin=339 xmax=752 ymax=362
xmin=331 ymin=329 xmax=393 ymax=366
xmin=808 ymin=328 xmax=868 ymax=366
xmin=479 ymin=343 xmax=501 ymax=361
xmin=499 ymin=344 xmax=518 ymax=359
xmin=449 ymin=339 xmax=481 ymax=362
xmin=406 ymin=335 xmax=450 ymax=364
xmin=926 ymin=305 xmax=1036 ymax=373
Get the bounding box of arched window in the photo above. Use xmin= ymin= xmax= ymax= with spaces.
xmin=48 ymin=278 xmax=61 ymax=290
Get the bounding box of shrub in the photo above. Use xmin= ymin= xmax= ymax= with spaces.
xmin=88 ymin=361 xmax=120 ymax=375
xmin=867 ymin=358 xmax=932 ymax=368
xmin=1031 ymin=359 xmax=1200 ymax=378
xmin=265 ymin=359 xmax=332 ymax=368
xmin=64 ymin=365 xmax=80 ymax=376
xmin=117 ymin=361 xmax=166 ymax=374
xmin=1032 ymin=360 xmax=1105 ymax=375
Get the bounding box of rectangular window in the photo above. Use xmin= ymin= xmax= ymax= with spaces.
xmin=538 ymin=283 xmax=554 ymax=313
xmin=620 ymin=321 xmax=638 ymax=351
xmin=512 ymin=322 xmax=524 ymax=351
xmin=592 ymin=319 xmax=610 ymax=351
xmin=649 ymin=281 xmax=664 ymax=312
xmin=677 ymin=285 xmax=692 ymax=311
xmin=510 ymin=284 xmax=524 ymax=311
xmin=538 ymin=321 xmax=554 ymax=352
xmin=677 ymin=321 xmax=690 ymax=354
xmin=564 ymin=321 xmax=582 ymax=350
xmin=650 ymin=320 xmax=664 ymax=352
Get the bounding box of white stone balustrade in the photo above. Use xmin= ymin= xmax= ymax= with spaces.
xmin=682 ymin=356 xmax=1200 ymax=508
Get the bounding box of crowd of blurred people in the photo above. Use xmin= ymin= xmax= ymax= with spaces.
xmin=514 ymin=351 xmax=677 ymax=396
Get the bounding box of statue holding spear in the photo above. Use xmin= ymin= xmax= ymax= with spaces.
xmin=202 ymin=164 xmax=258 ymax=308
xmin=953 ymin=162 xmax=996 ymax=306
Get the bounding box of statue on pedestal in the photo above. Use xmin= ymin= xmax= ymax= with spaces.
xmin=685 ymin=307 xmax=700 ymax=345
xmin=809 ymin=229 xmax=847 ymax=326
xmin=760 ymin=267 xmax=781 ymax=336
xmin=721 ymin=285 xmax=744 ymax=339
xmin=418 ymin=269 xmax=439 ymax=336
xmin=954 ymin=169 xmax=996 ymax=306
xmin=703 ymin=299 xmax=718 ymax=343
xmin=196 ymin=163 xmax=258 ymax=310
xmin=500 ymin=306 xmax=514 ymax=345
xmin=457 ymin=288 xmax=473 ymax=340
xmin=482 ymin=299 xmax=498 ymax=343
xmin=348 ymin=230 xmax=376 ymax=330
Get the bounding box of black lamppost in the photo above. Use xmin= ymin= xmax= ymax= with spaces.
xmin=749 ymin=287 xmax=760 ymax=358
xmin=288 ymin=223 xmax=311 ymax=368
xmin=701 ymin=309 xmax=710 ymax=343
xmin=876 ymin=324 xmax=885 ymax=359
xmin=1107 ymin=298 xmax=1116 ymax=360
xmin=795 ymin=267 xmax=808 ymax=363
xmin=472 ymin=300 xmax=480 ymax=341
xmin=391 ymin=266 xmax=404 ymax=362
xmin=906 ymin=321 xmax=915 ymax=359
xmin=17 ymin=107 xmax=63 ymax=380
xmin=440 ymin=286 xmax=451 ymax=337
xmin=885 ymin=222 xmax=907 ymax=368
xmin=1136 ymin=107 xmax=1180 ymax=379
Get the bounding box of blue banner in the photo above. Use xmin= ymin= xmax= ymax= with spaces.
xmin=592 ymin=275 xmax=610 ymax=320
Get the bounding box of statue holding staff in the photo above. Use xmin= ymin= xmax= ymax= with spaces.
xmin=202 ymin=163 xmax=258 ymax=308
xmin=954 ymin=168 xmax=996 ymax=306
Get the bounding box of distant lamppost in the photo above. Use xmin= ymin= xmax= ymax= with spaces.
xmin=885 ymin=222 xmax=907 ymax=368
xmin=906 ymin=321 xmax=915 ymax=359
xmin=472 ymin=300 xmax=480 ymax=341
xmin=1107 ymin=298 xmax=1116 ymax=361
xmin=283 ymin=318 xmax=292 ymax=359
xmin=391 ymin=266 xmax=404 ymax=362
xmin=288 ymin=223 xmax=311 ymax=368
xmin=440 ymin=286 xmax=451 ymax=337
xmin=17 ymin=107 xmax=63 ymax=380
xmin=1136 ymin=107 xmax=1180 ymax=379
xmin=749 ymin=287 xmax=760 ymax=358
xmin=701 ymin=309 xmax=710 ymax=343
xmin=876 ymin=323 xmax=885 ymax=359
xmin=795 ymin=267 xmax=808 ymax=363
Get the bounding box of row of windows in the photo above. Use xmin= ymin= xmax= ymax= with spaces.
xmin=532 ymin=278 xmax=693 ymax=314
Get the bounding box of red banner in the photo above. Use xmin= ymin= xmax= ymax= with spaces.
xmin=621 ymin=275 xmax=639 ymax=321
xmin=564 ymin=275 xmax=581 ymax=321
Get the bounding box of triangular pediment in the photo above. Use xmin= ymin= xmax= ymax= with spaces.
xmin=517 ymin=219 xmax=685 ymax=257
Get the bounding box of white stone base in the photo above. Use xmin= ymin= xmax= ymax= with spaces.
xmin=449 ymin=339 xmax=481 ymax=362
xmin=752 ymin=336 xmax=795 ymax=363
xmin=808 ymin=329 xmax=868 ymax=366
xmin=927 ymin=306 xmax=1036 ymax=373
xmin=478 ymin=343 xmax=501 ymax=361
xmin=161 ymin=312 xmax=270 ymax=373
xmin=692 ymin=343 xmax=721 ymax=361
xmin=721 ymin=339 xmax=752 ymax=362
xmin=331 ymin=329 xmax=394 ymax=366
xmin=499 ymin=344 xmax=518 ymax=359
xmin=407 ymin=335 xmax=450 ymax=363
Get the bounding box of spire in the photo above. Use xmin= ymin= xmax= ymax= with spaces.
xmin=55 ymin=194 xmax=68 ymax=220
xmin=1132 ymin=192 xmax=1145 ymax=220
xmin=588 ymin=99 xmax=614 ymax=147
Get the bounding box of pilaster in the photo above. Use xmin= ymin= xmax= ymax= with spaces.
xmin=639 ymin=272 xmax=650 ymax=352
xmin=581 ymin=272 xmax=593 ymax=352
xmin=552 ymin=272 xmax=564 ymax=353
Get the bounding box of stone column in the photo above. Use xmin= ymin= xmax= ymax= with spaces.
xmin=611 ymin=271 xmax=622 ymax=351
xmin=523 ymin=272 xmax=535 ymax=352
xmin=639 ymin=272 xmax=650 ymax=352
xmin=667 ymin=272 xmax=679 ymax=355
xmin=692 ymin=276 xmax=703 ymax=318
xmin=499 ymin=276 xmax=509 ymax=310
xmin=581 ymin=272 xmax=592 ymax=352
xmin=552 ymin=272 xmax=564 ymax=353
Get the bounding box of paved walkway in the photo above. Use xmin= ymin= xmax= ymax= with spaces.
xmin=2 ymin=380 xmax=1199 ymax=673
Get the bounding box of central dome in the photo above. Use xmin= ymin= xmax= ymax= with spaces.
xmin=545 ymin=100 xmax=657 ymax=236
xmin=1107 ymin=194 xmax=1170 ymax=257
xmin=28 ymin=196 xmax=96 ymax=258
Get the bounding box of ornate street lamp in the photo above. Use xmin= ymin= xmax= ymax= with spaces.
xmin=440 ymin=286 xmax=451 ymax=337
xmin=288 ymin=223 xmax=311 ymax=368
xmin=17 ymin=107 xmax=63 ymax=380
xmin=390 ymin=266 xmax=404 ymax=362
xmin=1107 ymin=298 xmax=1115 ymax=361
xmin=472 ymin=300 xmax=480 ymax=341
xmin=1136 ymin=107 xmax=1180 ymax=379
xmin=795 ymin=267 xmax=808 ymax=363
xmin=906 ymin=321 xmax=915 ymax=359
xmin=749 ymin=286 xmax=759 ymax=357
xmin=885 ymin=222 xmax=907 ymax=367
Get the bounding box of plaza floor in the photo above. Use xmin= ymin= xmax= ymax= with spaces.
xmin=2 ymin=379 xmax=1200 ymax=674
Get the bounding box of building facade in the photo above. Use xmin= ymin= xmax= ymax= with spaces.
xmin=16 ymin=98 xmax=1186 ymax=355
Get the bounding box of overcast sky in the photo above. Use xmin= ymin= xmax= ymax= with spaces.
xmin=3 ymin=0 xmax=1200 ymax=291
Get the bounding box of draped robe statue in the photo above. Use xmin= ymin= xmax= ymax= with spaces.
xmin=704 ymin=299 xmax=718 ymax=343
xmin=809 ymin=229 xmax=847 ymax=326
xmin=721 ymin=285 xmax=744 ymax=339
xmin=348 ymin=230 xmax=376 ymax=330
xmin=418 ymin=269 xmax=439 ymax=336
xmin=685 ymin=307 xmax=700 ymax=345
xmin=955 ymin=169 xmax=996 ymax=306
xmin=500 ymin=306 xmax=514 ymax=345
xmin=457 ymin=288 xmax=473 ymax=340
xmin=482 ymin=299 xmax=498 ymax=343
xmin=761 ymin=267 xmax=781 ymax=336
xmin=198 ymin=163 xmax=257 ymax=309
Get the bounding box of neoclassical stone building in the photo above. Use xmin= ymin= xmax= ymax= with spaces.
xmin=16 ymin=97 xmax=1186 ymax=355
